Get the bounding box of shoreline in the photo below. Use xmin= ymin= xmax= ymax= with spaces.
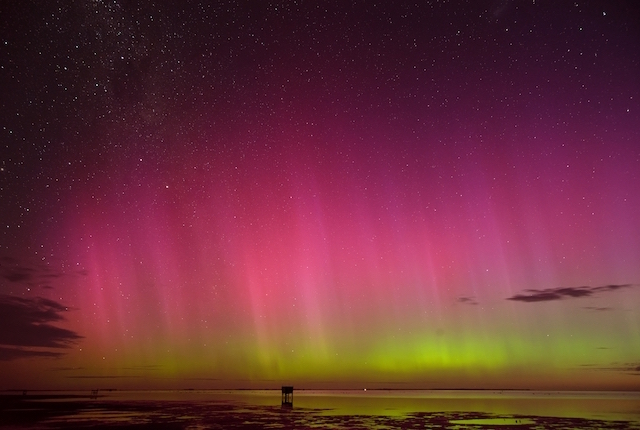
xmin=1 ymin=393 xmax=639 ymax=429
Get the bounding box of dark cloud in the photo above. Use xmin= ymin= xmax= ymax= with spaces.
xmin=0 ymin=256 xmax=89 ymax=290
xmin=582 ymin=362 xmax=640 ymax=375
xmin=595 ymin=284 xmax=632 ymax=292
xmin=0 ymin=346 xmax=65 ymax=361
xmin=507 ymin=284 xmax=633 ymax=303
xmin=0 ymin=295 xmax=82 ymax=360
xmin=67 ymin=375 xmax=143 ymax=379
xmin=457 ymin=297 xmax=478 ymax=305
xmin=1 ymin=257 xmax=37 ymax=284
xmin=620 ymin=363 xmax=640 ymax=374
xmin=41 ymin=273 xmax=64 ymax=279
xmin=3 ymin=270 xmax=33 ymax=283
xmin=583 ymin=306 xmax=612 ymax=312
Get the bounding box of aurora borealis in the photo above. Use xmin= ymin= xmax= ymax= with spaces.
xmin=1 ymin=1 xmax=639 ymax=391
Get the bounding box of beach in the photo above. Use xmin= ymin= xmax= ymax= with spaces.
xmin=2 ymin=390 xmax=639 ymax=429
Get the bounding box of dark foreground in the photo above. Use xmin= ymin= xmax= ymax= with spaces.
xmin=1 ymin=394 xmax=639 ymax=429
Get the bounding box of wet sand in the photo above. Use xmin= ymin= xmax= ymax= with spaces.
xmin=1 ymin=394 xmax=639 ymax=429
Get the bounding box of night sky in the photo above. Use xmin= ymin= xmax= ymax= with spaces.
xmin=1 ymin=1 xmax=639 ymax=391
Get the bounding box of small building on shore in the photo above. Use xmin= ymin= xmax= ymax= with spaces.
xmin=281 ymin=386 xmax=293 ymax=408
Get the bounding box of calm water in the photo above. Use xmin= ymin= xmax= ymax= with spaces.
xmin=2 ymin=389 xmax=640 ymax=429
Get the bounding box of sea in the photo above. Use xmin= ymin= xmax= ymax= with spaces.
xmin=1 ymin=389 xmax=639 ymax=429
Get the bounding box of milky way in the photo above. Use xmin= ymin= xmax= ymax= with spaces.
xmin=1 ymin=1 xmax=639 ymax=390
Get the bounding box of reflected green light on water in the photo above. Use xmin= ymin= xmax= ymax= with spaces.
xmin=450 ymin=417 xmax=535 ymax=425
xmin=275 ymin=390 xmax=640 ymax=422
xmin=4 ymin=390 xmax=640 ymax=429
xmin=82 ymin=389 xmax=640 ymax=423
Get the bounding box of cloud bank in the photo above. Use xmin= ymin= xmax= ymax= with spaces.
xmin=457 ymin=296 xmax=478 ymax=305
xmin=0 ymin=295 xmax=82 ymax=361
xmin=0 ymin=256 xmax=87 ymax=291
xmin=507 ymin=284 xmax=633 ymax=303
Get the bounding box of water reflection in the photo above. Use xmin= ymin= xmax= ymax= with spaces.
xmin=2 ymin=390 xmax=638 ymax=429
xmin=290 ymin=390 xmax=640 ymax=422
xmin=450 ymin=417 xmax=536 ymax=425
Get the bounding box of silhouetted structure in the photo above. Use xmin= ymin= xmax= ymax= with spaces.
xmin=281 ymin=386 xmax=293 ymax=407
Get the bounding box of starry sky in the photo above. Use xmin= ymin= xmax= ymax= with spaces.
xmin=1 ymin=1 xmax=639 ymax=391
